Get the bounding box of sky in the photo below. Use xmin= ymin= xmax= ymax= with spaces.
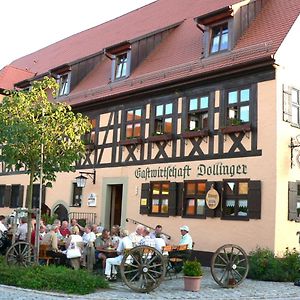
xmin=0 ymin=0 xmax=156 ymax=69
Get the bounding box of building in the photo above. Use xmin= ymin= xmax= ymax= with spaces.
xmin=0 ymin=0 xmax=300 ymax=260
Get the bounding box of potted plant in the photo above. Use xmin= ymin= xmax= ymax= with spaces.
xmin=182 ymin=259 xmax=203 ymax=291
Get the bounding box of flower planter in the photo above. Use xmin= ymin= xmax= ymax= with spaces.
xmin=183 ymin=275 xmax=202 ymax=292
xmin=119 ymin=138 xmax=143 ymax=146
xmin=221 ymin=123 xmax=251 ymax=134
xmin=148 ymin=133 xmax=173 ymax=142
xmin=182 ymin=129 xmax=209 ymax=139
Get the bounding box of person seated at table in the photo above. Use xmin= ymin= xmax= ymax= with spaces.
xmin=129 ymin=224 xmax=144 ymax=246
xmin=138 ymin=227 xmax=156 ymax=248
xmin=154 ymin=233 xmax=166 ymax=253
xmin=111 ymin=225 xmax=121 ymax=248
xmin=179 ymin=225 xmax=193 ymax=250
xmin=59 ymin=220 xmax=71 ymax=238
xmin=69 ymin=218 xmax=83 ymax=235
xmin=95 ymin=228 xmax=111 ymax=269
xmin=65 ymin=227 xmax=83 ymax=270
xmin=0 ymin=215 xmax=8 ymax=233
xmin=41 ymin=224 xmax=67 ymax=265
xmin=16 ymin=217 xmax=28 ymax=242
xmin=81 ymin=225 xmax=96 ymax=267
xmin=150 ymin=225 xmax=168 ymax=244
xmin=104 ymin=229 xmax=132 ymax=281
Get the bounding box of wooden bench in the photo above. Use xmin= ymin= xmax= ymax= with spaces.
xmin=39 ymin=244 xmax=55 ymax=266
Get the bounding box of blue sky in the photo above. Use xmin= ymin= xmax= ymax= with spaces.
xmin=0 ymin=0 xmax=155 ymax=69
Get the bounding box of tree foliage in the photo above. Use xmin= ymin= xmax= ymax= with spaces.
xmin=0 ymin=76 xmax=91 ymax=184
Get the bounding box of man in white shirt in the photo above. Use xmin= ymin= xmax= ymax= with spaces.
xmin=105 ymin=229 xmax=133 ymax=281
xmin=16 ymin=217 xmax=28 ymax=241
xmin=149 ymin=224 xmax=168 ymax=244
xmin=129 ymin=224 xmax=144 ymax=246
xmin=179 ymin=225 xmax=193 ymax=250
xmin=138 ymin=227 xmax=156 ymax=248
xmin=0 ymin=215 xmax=7 ymax=233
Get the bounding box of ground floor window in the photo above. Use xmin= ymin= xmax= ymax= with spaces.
xmin=150 ymin=182 xmax=170 ymax=215
xmin=183 ymin=181 xmax=206 ymax=218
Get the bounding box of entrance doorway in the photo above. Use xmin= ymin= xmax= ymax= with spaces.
xmin=109 ymin=184 xmax=123 ymax=228
xmin=53 ymin=204 xmax=68 ymax=222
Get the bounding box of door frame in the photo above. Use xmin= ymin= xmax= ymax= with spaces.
xmin=101 ymin=177 xmax=128 ymax=229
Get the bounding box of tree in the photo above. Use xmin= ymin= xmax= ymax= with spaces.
xmin=0 ymin=76 xmax=91 ymax=246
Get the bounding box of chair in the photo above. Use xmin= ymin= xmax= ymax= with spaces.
xmin=39 ymin=244 xmax=55 ymax=266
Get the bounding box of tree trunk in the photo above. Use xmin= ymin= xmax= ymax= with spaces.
xmin=26 ymin=171 xmax=34 ymax=245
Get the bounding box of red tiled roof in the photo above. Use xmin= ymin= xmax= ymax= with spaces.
xmin=1 ymin=0 xmax=299 ymax=104
xmin=0 ymin=66 xmax=34 ymax=90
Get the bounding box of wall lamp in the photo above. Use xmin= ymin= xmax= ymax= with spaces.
xmin=75 ymin=169 xmax=96 ymax=188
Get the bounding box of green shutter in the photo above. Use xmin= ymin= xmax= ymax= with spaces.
xmin=168 ymin=182 xmax=177 ymax=216
xmin=140 ymin=183 xmax=150 ymax=215
xmin=288 ymin=181 xmax=298 ymax=221
xmin=248 ymin=181 xmax=261 ymax=219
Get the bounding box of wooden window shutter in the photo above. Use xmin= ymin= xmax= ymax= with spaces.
xmin=288 ymin=181 xmax=298 ymax=221
xmin=248 ymin=180 xmax=261 ymax=219
xmin=4 ymin=185 xmax=11 ymax=207
xmin=168 ymin=182 xmax=177 ymax=216
xmin=140 ymin=183 xmax=150 ymax=215
xmin=18 ymin=185 xmax=24 ymax=207
xmin=283 ymin=85 xmax=292 ymax=122
xmin=214 ymin=181 xmax=223 ymax=217
xmin=176 ymin=182 xmax=184 ymax=216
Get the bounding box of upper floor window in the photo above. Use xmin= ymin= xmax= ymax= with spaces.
xmin=57 ymin=72 xmax=71 ymax=96
xmin=154 ymin=103 xmax=173 ymax=135
xmin=183 ymin=181 xmax=206 ymax=218
xmin=125 ymin=108 xmax=142 ymax=139
xmin=150 ymin=182 xmax=170 ymax=215
xmin=188 ymin=96 xmax=209 ymax=131
xmin=210 ymin=23 xmax=229 ymax=54
xmin=291 ymin=89 xmax=300 ymax=125
xmin=115 ymin=53 xmax=128 ymax=79
xmin=226 ymin=88 xmax=250 ymax=126
xmin=223 ymin=180 xmax=249 ymax=218
xmin=71 ymin=183 xmax=82 ymax=207
xmin=84 ymin=118 xmax=97 ymax=145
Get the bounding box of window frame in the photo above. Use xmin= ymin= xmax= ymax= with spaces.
xmin=187 ymin=95 xmax=210 ymax=131
xmin=112 ymin=51 xmax=131 ymax=81
xmin=71 ymin=182 xmax=83 ymax=207
xmin=225 ymin=86 xmax=251 ymax=126
xmin=57 ymin=72 xmax=71 ymax=97
xmin=210 ymin=23 xmax=229 ymax=54
xmin=222 ymin=179 xmax=250 ymax=220
xmin=124 ymin=108 xmax=143 ymax=139
xmin=291 ymin=88 xmax=300 ymax=126
xmin=153 ymin=102 xmax=174 ymax=135
xmin=182 ymin=180 xmax=207 ymax=219
xmin=149 ymin=181 xmax=170 ymax=216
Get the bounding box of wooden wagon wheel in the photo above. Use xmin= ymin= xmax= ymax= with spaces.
xmin=5 ymin=241 xmax=34 ymax=267
xmin=120 ymin=245 xmax=166 ymax=293
xmin=210 ymin=244 xmax=249 ymax=288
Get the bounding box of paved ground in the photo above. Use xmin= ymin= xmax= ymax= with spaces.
xmin=0 ymin=268 xmax=299 ymax=300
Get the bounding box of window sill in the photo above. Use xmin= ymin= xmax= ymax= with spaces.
xmin=148 ymin=133 xmax=173 ymax=142
xmin=221 ymin=216 xmax=250 ymax=221
xmin=119 ymin=137 xmax=143 ymax=146
xmin=221 ymin=123 xmax=251 ymax=134
xmin=181 ymin=129 xmax=209 ymax=139
xmin=182 ymin=215 xmax=206 ymax=219
xmin=148 ymin=213 xmax=169 ymax=217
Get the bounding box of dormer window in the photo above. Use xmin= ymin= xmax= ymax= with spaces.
xmin=106 ymin=42 xmax=131 ymax=82
xmin=115 ymin=53 xmax=128 ymax=79
xmin=57 ymin=72 xmax=71 ymax=96
xmin=210 ymin=23 xmax=228 ymax=54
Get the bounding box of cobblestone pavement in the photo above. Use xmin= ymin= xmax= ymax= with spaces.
xmin=0 ymin=268 xmax=299 ymax=300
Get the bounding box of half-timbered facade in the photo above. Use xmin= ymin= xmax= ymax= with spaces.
xmin=1 ymin=0 xmax=300 ymax=259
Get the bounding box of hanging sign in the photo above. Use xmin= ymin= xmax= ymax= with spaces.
xmin=205 ymin=186 xmax=219 ymax=209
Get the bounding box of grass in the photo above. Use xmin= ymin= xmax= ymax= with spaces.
xmin=0 ymin=256 xmax=109 ymax=295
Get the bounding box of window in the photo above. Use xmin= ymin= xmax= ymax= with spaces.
xmin=183 ymin=181 xmax=206 ymax=218
xmin=83 ymin=118 xmax=97 ymax=145
xmin=125 ymin=108 xmax=142 ymax=139
xmin=71 ymin=183 xmax=82 ymax=207
xmin=288 ymin=181 xmax=300 ymax=220
xmin=188 ymin=96 xmax=209 ymax=130
xmin=210 ymin=23 xmax=229 ymax=54
xmin=291 ymin=89 xmax=300 ymax=125
xmin=0 ymin=185 xmax=5 ymax=207
xmin=31 ymin=184 xmax=45 ymax=208
xmin=154 ymin=103 xmax=173 ymax=135
xmin=57 ymin=72 xmax=71 ymax=96
xmin=226 ymin=88 xmax=250 ymax=125
xmin=223 ymin=180 xmax=249 ymax=218
xmin=150 ymin=182 xmax=170 ymax=215
xmin=115 ymin=53 xmax=128 ymax=79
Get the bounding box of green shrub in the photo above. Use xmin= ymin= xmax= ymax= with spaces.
xmin=182 ymin=259 xmax=203 ymax=277
xmin=0 ymin=260 xmax=109 ymax=295
xmin=248 ymin=247 xmax=300 ymax=282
